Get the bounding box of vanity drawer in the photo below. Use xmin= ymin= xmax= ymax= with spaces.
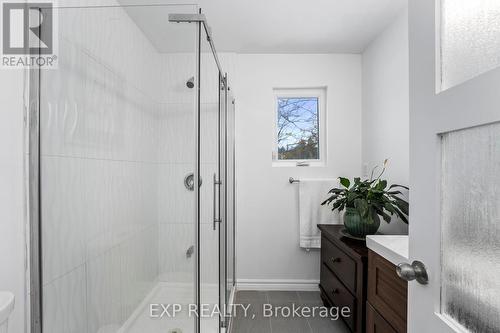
xmin=318 ymin=225 xmax=368 ymax=333
xmin=322 ymin=236 xmax=357 ymax=292
xmin=320 ymin=263 xmax=356 ymax=331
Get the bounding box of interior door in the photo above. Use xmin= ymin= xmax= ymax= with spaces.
xmin=408 ymin=0 xmax=500 ymax=332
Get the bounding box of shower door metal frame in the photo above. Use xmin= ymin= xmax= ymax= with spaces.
xmin=173 ymin=10 xmax=232 ymax=333
xmin=226 ymin=86 xmax=237 ymax=316
xmin=219 ymin=73 xmax=237 ymax=331
xmin=218 ymin=72 xmax=228 ymax=331
xmin=194 ymin=19 xmax=202 ymax=333
xmin=28 ymin=56 xmax=43 ymax=333
xmin=27 ymin=6 xmax=46 ymax=333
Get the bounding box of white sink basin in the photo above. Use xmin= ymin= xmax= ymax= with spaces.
xmin=0 ymin=292 xmax=14 ymax=330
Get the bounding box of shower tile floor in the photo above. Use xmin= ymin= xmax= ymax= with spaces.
xmin=231 ymin=291 xmax=350 ymax=333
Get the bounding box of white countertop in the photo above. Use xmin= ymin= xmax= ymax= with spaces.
xmin=366 ymin=235 xmax=409 ymax=266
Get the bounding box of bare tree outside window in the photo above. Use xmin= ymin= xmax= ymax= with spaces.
xmin=277 ymin=97 xmax=319 ymax=160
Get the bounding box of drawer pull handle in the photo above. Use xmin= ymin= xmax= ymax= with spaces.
xmin=331 ymin=257 xmax=341 ymax=263
xmin=332 ymin=288 xmax=340 ymax=294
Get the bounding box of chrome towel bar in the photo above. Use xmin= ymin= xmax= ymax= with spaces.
xmin=289 ymin=177 xmax=300 ymax=184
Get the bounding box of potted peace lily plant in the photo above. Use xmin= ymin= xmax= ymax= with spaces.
xmin=321 ymin=160 xmax=409 ymax=239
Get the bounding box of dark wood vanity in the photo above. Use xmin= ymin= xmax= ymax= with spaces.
xmin=366 ymin=250 xmax=408 ymax=333
xmin=317 ymin=225 xmax=368 ymax=332
xmin=318 ymin=225 xmax=408 ymax=333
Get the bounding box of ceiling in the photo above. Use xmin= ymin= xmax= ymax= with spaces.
xmin=118 ymin=0 xmax=408 ymax=54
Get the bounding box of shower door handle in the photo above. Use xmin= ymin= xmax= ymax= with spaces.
xmin=213 ymin=173 xmax=222 ymax=230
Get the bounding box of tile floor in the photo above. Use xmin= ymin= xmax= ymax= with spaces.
xmin=230 ymin=291 xmax=351 ymax=333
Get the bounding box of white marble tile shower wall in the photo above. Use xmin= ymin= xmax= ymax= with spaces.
xmin=160 ymin=54 xmax=196 ymax=105
xmin=157 ymin=54 xmax=196 ymax=284
xmin=42 ymin=266 xmax=88 ymax=333
xmin=156 ymin=53 xmax=222 ymax=286
xmin=161 ymin=105 xmax=218 ymax=286
xmin=40 ymin=5 xmax=164 ymax=333
xmin=156 ymin=52 xmax=236 ymax=287
xmin=159 ymin=53 xmax=222 ymax=105
xmin=199 ymin=101 xmax=219 ymax=287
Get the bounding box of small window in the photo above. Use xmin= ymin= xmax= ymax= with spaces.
xmin=273 ymin=88 xmax=326 ymax=166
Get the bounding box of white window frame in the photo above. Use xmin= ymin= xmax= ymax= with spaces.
xmin=272 ymin=87 xmax=327 ymax=167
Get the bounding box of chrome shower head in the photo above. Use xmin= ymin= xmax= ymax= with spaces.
xmin=186 ymin=76 xmax=195 ymax=89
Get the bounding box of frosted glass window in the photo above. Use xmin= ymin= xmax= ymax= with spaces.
xmin=440 ymin=0 xmax=500 ymax=90
xmin=440 ymin=122 xmax=500 ymax=333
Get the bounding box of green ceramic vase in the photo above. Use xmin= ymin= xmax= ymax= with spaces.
xmin=343 ymin=207 xmax=380 ymax=238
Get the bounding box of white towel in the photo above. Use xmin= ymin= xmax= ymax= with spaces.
xmin=299 ymin=179 xmax=341 ymax=249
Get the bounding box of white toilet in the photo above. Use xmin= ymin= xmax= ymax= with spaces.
xmin=0 ymin=292 xmax=14 ymax=333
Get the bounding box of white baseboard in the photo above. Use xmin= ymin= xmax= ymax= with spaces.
xmin=236 ymin=279 xmax=319 ymax=291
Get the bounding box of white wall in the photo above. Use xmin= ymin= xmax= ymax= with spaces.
xmin=362 ymin=9 xmax=409 ymax=235
xmin=235 ymin=54 xmax=362 ymax=285
xmin=0 ymin=69 xmax=26 ymax=333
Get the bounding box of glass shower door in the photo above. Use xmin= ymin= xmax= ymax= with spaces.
xmin=35 ymin=4 xmax=198 ymax=333
xmin=197 ymin=23 xmax=235 ymax=333
xmin=199 ymin=25 xmax=222 ymax=333
xmin=32 ymin=5 xmax=233 ymax=333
